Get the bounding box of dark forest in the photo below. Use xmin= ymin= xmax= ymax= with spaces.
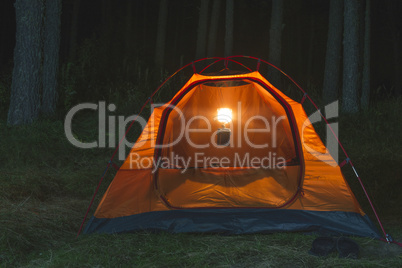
xmin=1 ymin=0 xmax=402 ymax=266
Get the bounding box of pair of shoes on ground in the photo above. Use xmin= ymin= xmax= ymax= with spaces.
xmin=308 ymin=236 xmax=359 ymax=259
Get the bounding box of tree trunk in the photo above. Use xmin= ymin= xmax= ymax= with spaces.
xmin=323 ymin=0 xmax=343 ymax=105
xmin=100 ymin=0 xmax=112 ymax=70
xmin=101 ymin=0 xmax=109 ymax=28
xmin=394 ymin=33 xmax=401 ymax=97
xmin=125 ymin=0 xmax=133 ymax=56
xmin=361 ymin=0 xmax=371 ymax=109
xmin=195 ymin=0 xmax=210 ymax=59
xmin=124 ymin=0 xmax=133 ymax=78
xmin=154 ymin=0 xmax=168 ymax=69
xmin=0 ymin=1 xmax=5 ymax=70
xmin=306 ymin=15 xmax=315 ymax=88
xmin=386 ymin=1 xmax=401 ymax=97
xmin=69 ymin=0 xmax=81 ymax=62
xmin=295 ymin=2 xmax=303 ymax=84
xmin=8 ymin=0 xmax=44 ymax=125
xmin=173 ymin=2 xmax=185 ymax=63
xmin=142 ymin=0 xmax=148 ymax=53
xmin=342 ymin=0 xmax=360 ymax=114
xmin=268 ymin=0 xmax=284 ymax=87
xmin=42 ymin=0 xmax=62 ymax=116
xmin=207 ymin=0 xmax=221 ymax=57
xmin=224 ymin=0 xmax=234 ymax=57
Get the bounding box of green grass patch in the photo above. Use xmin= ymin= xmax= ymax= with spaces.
xmin=338 ymin=100 xmax=402 ymax=219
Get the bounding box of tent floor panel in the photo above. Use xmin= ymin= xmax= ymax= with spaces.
xmin=84 ymin=208 xmax=380 ymax=238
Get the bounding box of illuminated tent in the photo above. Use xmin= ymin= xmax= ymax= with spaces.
xmin=83 ymin=64 xmax=380 ymax=238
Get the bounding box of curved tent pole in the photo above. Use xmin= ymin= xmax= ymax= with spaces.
xmin=198 ymin=58 xmax=253 ymax=74
xmin=77 ymin=56 xmax=396 ymax=245
xmin=198 ymin=58 xmax=224 ymax=73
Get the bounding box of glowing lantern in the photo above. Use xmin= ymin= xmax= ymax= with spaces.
xmin=216 ymin=108 xmax=232 ymax=146
xmin=217 ymin=108 xmax=232 ymax=124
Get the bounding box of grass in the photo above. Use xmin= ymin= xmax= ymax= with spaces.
xmin=1 ymin=99 xmax=402 ymax=267
xmin=15 ymin=232 xmax=402 ymax=267
xmin=338 ymin=100 xmax=402 ymax=219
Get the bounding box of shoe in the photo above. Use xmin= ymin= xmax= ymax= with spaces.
xmin=308 ymin=237 xmax=336 ymax=257
xmin=336 ymin=237 xmax=359 ymax=259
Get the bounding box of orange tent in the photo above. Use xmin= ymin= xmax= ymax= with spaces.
xmin=83 ymin=63 xmax=379 ymax=238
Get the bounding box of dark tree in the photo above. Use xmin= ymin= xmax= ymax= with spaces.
xmin=0 ymin=1 xmax=6 ymax=70
xmin=342 ymin=0 xmax=360 ymax=113
xmin=306 ymin=15 xmax=315 ymax=88
xmin=268 ymin=0 xmax=284 ymax=87
xmin=42 ymin=0 xmax=62 ymax=116
xmin=68 ymin=0 xmax=81 ymax=62
xmin=101 ymin=0 xmax=110 ymax=28
xmin=8 ymin=0 xmax=44 ymax=125
xmin=207 ymin=0 xmax=221 ymax=57
xmin=386 ymin=1 xmax=401 ymax=97
xmin=141 ymin=1 xmax=148 ymax=54
xmin=155 ymin=0 xmax=168 ymax=69
xmin=195 ymin=0 xmax=210 ymax=59
xmin=323 ymin=0 xmax=343 ymax=105
xmin=224 ymin=0 xmax=234 ymax=57
xmin=125 ymin=0 xmax=133 ymax=56
xmin=394 ymin=34 xmax=401 ymax=97
xmin=123 ymin=0 xmax=134 ymax=78
xmin=173 ymin=2 xmax=185 ymax=62
xmin=361 ymin=0 xmax=371 ymax=109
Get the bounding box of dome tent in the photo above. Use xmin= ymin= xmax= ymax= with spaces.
xmin=81 ymin=56 xmax=383 ymax=239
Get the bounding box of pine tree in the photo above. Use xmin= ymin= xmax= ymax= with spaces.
xmin=224 ymin=0 xmax=234 ymax=57
xmin=361 ymin=0 xmax=371 ymax=109
xmin=342 ymin=0 xmax=360 ymax=113
xmin=323 ymin=0 xmax=343 ymax=105
xmin=7 ymin=0 xmax=44 ymax=125
xmin=195 ymin=0 xmax=210 ymax=59
xmin=268 ymin=0 xmax=284 ymax=87
xmin=155 ymin=0 xmax=168 ymax=69
xmin=207 ymin=0 xmax=221 ymax=57
xmin=42 ymin=0 xmax=62 ymax=116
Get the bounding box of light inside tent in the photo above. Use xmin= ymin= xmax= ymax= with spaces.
xmin=217 ymin=108 xmax=232 ymax=124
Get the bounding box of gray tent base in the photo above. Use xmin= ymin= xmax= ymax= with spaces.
xmin=84 ymin=208 xmax=380 ymax=238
